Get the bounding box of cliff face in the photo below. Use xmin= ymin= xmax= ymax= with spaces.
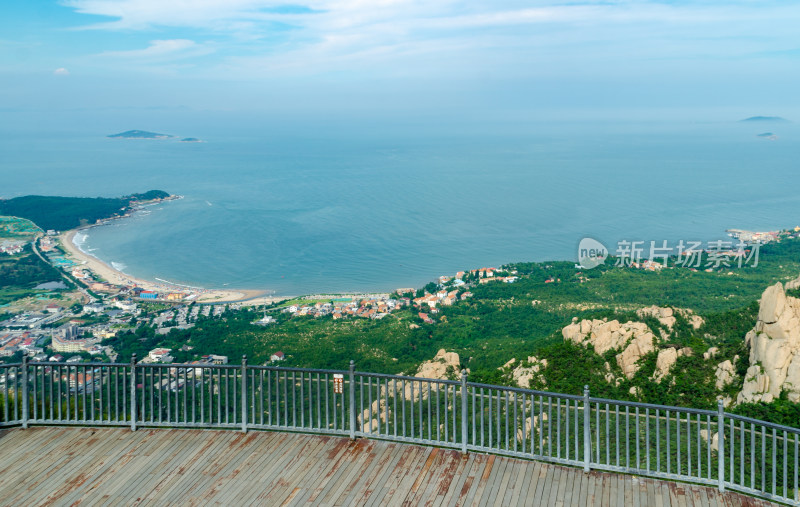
xmin=737 ymin=283 xmax=800 ymax=404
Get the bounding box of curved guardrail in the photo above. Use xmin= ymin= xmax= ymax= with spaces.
xmin=1 ymin=356 xmax=798 ymax=505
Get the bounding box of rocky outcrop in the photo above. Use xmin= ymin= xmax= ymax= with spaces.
xmin=652 ymin=347 xmax=692 ymax=383
xmin=563 ymin=318 xmax=656 ymax=379
xmin=637 ymin=306 xmax=704 ymax=330
xmin=737 ymin=283 xmax=800 ymax=404
xmin=416 ymin=349 xmax=461 ymax=380
xmin=505 ymin=356 xmax=548 ymax=389
xmin=715 ymin=358 xmax=738 ymax=390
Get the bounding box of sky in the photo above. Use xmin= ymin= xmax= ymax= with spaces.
xmin=1 ymin=1 xmax=799 ymax=123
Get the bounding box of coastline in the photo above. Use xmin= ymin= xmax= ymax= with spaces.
xmin=59 ymin=228 xmax=273 ymax=305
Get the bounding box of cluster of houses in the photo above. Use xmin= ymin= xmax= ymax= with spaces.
xmin=280 ymin=296 xmax=410 ymax=321
xmin=0 ymin=241 xmax=24 ymax=255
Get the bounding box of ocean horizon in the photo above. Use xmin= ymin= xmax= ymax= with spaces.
xmin=3 ymin=115 xmax=799 ymax=296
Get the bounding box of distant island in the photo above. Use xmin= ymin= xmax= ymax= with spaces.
xmin=180 ymin=138 xmax=204 ymax=143
xmin=740 ymin=116 xmax=789 ymax=123
xmin=107 ymin=130 xmax=173 ymax=139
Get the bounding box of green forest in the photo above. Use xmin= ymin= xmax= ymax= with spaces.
xmin=96 ymin=236 xmax=800 ymax=426
xmin=0 ymin=190 xmax=169 ymax=231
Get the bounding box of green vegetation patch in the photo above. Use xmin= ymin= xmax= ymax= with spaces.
xmin=0 ymin=190 xmax=169 ymax=231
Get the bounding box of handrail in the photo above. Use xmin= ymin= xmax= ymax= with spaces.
xmin=0 ymin=358 xmax=798 ymax=505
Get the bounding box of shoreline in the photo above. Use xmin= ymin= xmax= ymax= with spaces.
xmin=59 ymin=228 xmax=275 ymax=305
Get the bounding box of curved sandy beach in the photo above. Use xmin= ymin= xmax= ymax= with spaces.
xmin=59 ymin=229 xmax=271 ymax=304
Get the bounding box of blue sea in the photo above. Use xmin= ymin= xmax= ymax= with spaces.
xmin=2 ymin=112 xmax=799 ymax=296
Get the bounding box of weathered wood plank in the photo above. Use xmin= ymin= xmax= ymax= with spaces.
xmin=0 ymin=428 xmax=780 ymax=507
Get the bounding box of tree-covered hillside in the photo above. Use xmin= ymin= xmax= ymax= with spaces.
xmin=0 ymin=190 xmax=170 ymax=231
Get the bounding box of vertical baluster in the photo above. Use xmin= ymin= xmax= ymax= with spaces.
xmin=410 ymin=380 xmax=415 ymax=439
xmin=401 ymin=379 xmax=406 ymax=439
xmin=645 ymin=408 xmax=650 ymax=472
xmin=677 ymin=411 xmax=681 ymax=476
xmin=283 ymin=371 xmax=288 ymax=427
xmin=666 ymin=410 xmax=671 ymax=475
xmin=751 ymin=422 xmax=755 ymax=491
xmin=504 ymin=391 xmax=509 ymax=451
xmin=427 ymin=382 xmax=432 ymax=441
xmin=706 ymin=415 xmax=720 ymax=483
xmin=615 ymin=405 xmax=620 ymax=467
xmin=81 ymin=365 xmax=86 ymax=422
xmin=739 ymin=421 xmax=744 ymax=486
xmin=560 ymin=400 xmax=564 ymax=460
xmin=452 ymin=385 xmax=457 ymax=445
xmin=393 ymin=378 xmax=398 ymax=438
xmin=547 ymin=397 xmax=552 ymax=458
xmin=595 ymin=403 xmax=600 ymax=463
xmin=497 ymin=390 xmax=502 ymax=451
xmin=307 ymin=371 xmax=312 ymax=430
xmin=605 ymin=404 xmax=609 ymax=466
xmin=317 ymin=373 xmax=322 ymax=430
xmin=299 ymin=371 xmax=304 ymax=428
xmin=489 ymin=389 xmax=494 ymax=447
xmin=522 ymin=393 xmax=527 ymax=455
xmin=366 ymin=376 xmax=371 ymax=434
xmin=773 ymin=428 xmax=777 ymax=496
xmin=553 ymin=398 xmax=558 ymax=459
xmin=514 ymin=394 xmax=519 ymax=454
xmin=794 ymin=434 xmax=798 ymax=502
xmin=480 ymin=388 xmax=484 ymax=448
xmin=783 ymin=430 xmax=788 ymax=499
xmin=538 ymin=395 xmax=543 ymax=456
xmin=435 ymin=383 xmax=440 ymax=442
xmin=762 ymin=424 xmax=769 ymax=492
xmin=268 ymin=370 xmax=273 ymax=426
xmin=419 ymin=381 xmax=424 ymax=440
xmin=625 ymin=406 xmax=630 ymax=470
xmin=635 ymin=407 xmax=640 ymax=471
xmin=686 ymin=412 xmax=691 ymax=478
xmin=728 ymin=418 xmax=734 ymax=485
xmin=656 ymin=409 xmax=661 ymax=473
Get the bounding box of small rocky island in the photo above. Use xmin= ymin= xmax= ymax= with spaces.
xmin=107 ymin=130 xmax=173 ymax=139
xmin=179 ymin=137 xmax=204 ymax=143
xmin=740 ymin=116 xmax=789 ymax=123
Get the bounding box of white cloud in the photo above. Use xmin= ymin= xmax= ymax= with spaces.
xmin=96 ymin=39 xmax=212 ymax=60
xmin=60 ymin=0 xmax=800 ymax=80
xmin=54 ymin=67 xmax=70 ymax=75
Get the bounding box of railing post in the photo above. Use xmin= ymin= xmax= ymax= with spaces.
xmin=21 ymin=355 xmax=29 ymax=429
xmin=349 ymin=360 xmax=356 ymax=440
xmin=130 ymin=354 xmax=137 ymax=431
xmin=583 ymin=385 xmax=591 ymax=472
xmin=241 ymin=355 xmax=248 ymax=433
xmin=717 ymin=399 xmax=725 ymax=492
xmin=461 ymin=370 xmax=468 ymax=454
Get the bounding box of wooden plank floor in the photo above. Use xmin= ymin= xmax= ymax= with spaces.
xmin=0 ymin=427 xmax=779 ymax=506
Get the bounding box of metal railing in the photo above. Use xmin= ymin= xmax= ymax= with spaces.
xmin=1 ymin=356 xmax=798 ymax=505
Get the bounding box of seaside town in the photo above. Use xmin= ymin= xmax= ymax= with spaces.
xmin=3 ymin=211 xmax=800 ymax=371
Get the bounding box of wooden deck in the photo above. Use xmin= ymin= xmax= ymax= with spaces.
xmin=0 ymin=427 xmax=777 ymax=506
